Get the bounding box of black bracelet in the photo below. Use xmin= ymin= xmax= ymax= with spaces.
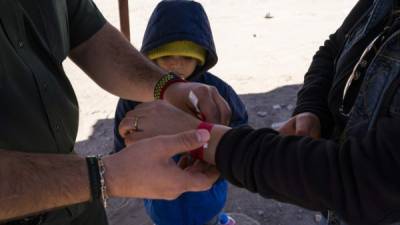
xmin=86 ymin=157 xmax=101 ymax=201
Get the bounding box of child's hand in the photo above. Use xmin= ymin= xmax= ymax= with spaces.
xmin=178 ymin=156 xmax=220 ymax=185
xmin=177 ymin=154 xmax=195 ymax=170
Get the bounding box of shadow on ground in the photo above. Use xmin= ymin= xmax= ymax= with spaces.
xmin=74 ymin=84 xmax=319 ymax=225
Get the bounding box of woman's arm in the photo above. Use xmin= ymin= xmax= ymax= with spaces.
xmin=212 ymin=117 xmax=400 ymax=225
xmin=121 ymin=101 xmax=400 ymax=225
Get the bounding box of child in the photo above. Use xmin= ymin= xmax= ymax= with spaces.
xmin=114 ymin=1 xmax=248 ymax=225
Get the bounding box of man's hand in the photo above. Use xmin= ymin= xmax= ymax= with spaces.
xmin=163 ymin=82 xmax=231 ymax=125
xmin=103 ymin=130 xmax=219 ymax=200
xmin=119 ymin=101 xmax=202 ymax=146
xmin=278 ymin=112 xmax=321 ymax=139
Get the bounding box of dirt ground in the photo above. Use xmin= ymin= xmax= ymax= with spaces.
xmin=65 ymin=0 xmax=358 ymax=224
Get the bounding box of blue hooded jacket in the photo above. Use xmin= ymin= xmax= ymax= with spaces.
xmin=113 ymin=1 xmax=248 ymax=225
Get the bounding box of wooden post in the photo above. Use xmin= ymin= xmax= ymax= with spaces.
xmin=118 ymin=0 xmax=131 ymax=41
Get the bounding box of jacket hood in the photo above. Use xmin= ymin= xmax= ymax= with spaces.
xmin=140 ymin=0 xmax=218 ymax=80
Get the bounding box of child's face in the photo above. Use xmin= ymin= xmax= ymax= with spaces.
xmin=155 ymin=56 xmax=198 ymax=79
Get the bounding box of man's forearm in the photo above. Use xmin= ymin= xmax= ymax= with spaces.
xmin=69 ymin=23 xmax=165 ymax=102
xmin=0 ymin=149 xmax=90 ymax=222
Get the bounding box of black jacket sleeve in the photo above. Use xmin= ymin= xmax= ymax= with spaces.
xmin=293 ymin=0 xmax=372 ymax=136
xmin=216 ymin=116 xmax=400 ymax=225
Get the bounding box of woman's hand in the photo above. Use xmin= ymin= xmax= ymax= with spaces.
xmin=278 ymin=112 xmax=321 ymax=139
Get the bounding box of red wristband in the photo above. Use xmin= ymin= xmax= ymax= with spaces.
xmin=190 ymin=122 xmax=214 ymax=161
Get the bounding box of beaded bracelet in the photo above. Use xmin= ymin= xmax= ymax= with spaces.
xmin=154 ymin=72 xmax=186 ymax=100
